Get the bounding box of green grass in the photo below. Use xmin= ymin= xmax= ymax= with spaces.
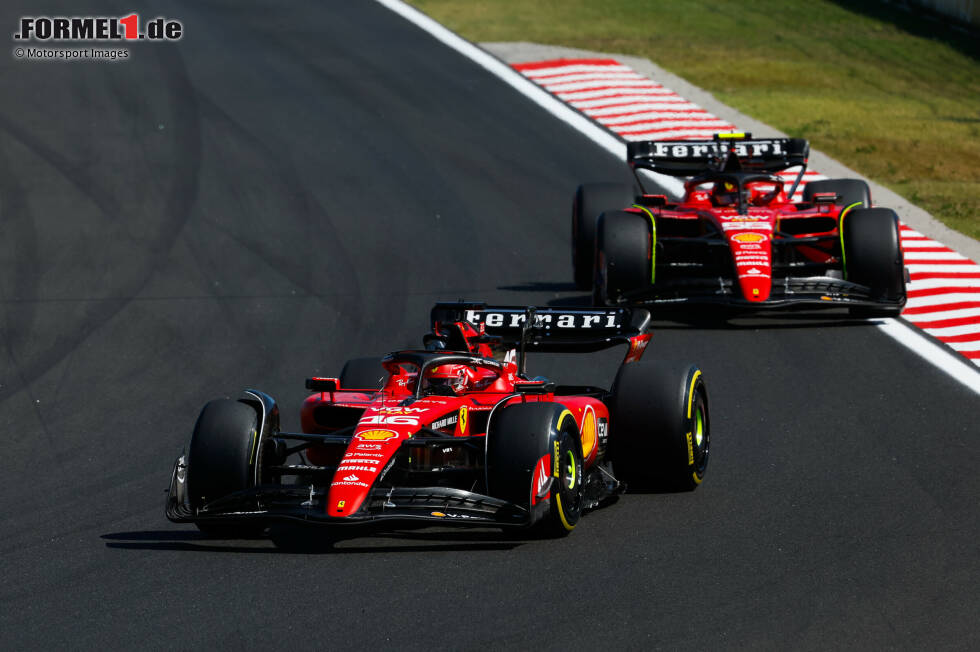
xmin=409 ymin=0 xmax=980 ymax=240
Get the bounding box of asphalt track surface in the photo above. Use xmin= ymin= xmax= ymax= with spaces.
xmin=1 ymin=1 xmax=977 ymax=649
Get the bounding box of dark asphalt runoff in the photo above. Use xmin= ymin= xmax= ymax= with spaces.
xmin=0 ymin=1 xmax=977 ymax=649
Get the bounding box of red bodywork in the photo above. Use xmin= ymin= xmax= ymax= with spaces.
xmin=300 ymin=317 xmax=629 ymax=519
xmin=629 ymin=181 xmax=844 ymax=303
xmin=165 ymin=304 xmax=653 ymax=530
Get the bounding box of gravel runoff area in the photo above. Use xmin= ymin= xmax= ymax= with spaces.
xmin=482 ymin=41 xmax=980 ymax=264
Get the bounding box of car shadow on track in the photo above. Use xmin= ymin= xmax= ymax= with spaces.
xmin=101 ymin=527 xmax=527 ymax=555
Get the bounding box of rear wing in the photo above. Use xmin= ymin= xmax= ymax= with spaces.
xmin=430 ymin=302 xmax=653 ymax=370
xmin=627 ymin=134 xmax=809 ymax=177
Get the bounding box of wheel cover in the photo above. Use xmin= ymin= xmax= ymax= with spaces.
xmin=694 ymin=406 xmax=705 ymax=448
xmin=564 ymin=450 xmax=578 ymax=489
xmin=691 ymin=394 xmax=709 ymax=474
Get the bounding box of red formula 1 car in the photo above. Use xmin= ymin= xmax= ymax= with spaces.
xmin=166 ymin=303 xmax=710 ymax=538
xmin=573 ymin=133 xmax=907 ymax=316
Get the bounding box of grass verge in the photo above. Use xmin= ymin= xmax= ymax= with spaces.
xmin=408 ymin=0 xmax=980 ymax=240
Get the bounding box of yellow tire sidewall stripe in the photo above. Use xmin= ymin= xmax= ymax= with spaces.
xmin=632 ymin=204 xmax=657 ymax=284
xmin=554 ymin=408 xmax=578 ymax=530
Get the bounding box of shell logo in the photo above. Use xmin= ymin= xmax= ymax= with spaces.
xmin=733 ymin=232 xmax=766 ymax=243
xmin=356 ymin=429 xmax=398 ymax=441
xmin=580 ymin=406 xmax=597 ymax=461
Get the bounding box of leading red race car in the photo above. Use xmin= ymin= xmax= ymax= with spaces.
xmin=166 ymin=303 xmax=710 ymax=538
xmin=573 ymin=133 xmax=907 ymax=316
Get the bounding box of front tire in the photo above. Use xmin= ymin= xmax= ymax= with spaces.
xmin=487 ymin=403 xmax=584 ymax=536
xmin=187 ymin=399 xmax=265 ymax=537
xmin=572 ymin=183 xmax=637 ymax=290
xmin=842 ymin=207 xmax=906 ymax=317
xmin=594 ymin=210 xmax=651 ymax=305
xmin=608 ymin=362 xmax=709 ymax=492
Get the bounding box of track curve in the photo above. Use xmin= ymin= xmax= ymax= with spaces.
xmin=0 ymin=2 xmax=977 ymax=649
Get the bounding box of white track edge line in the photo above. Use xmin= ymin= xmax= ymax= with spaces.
xmin=377 ymin=0 xmax=980 ymax=395
xmin=375 ymin=0 xmax=685 ymax=197
xmin=877 ymin=320 xmax=980 ymax=392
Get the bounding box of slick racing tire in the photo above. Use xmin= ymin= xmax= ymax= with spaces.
xmin=487 ymin=403 xmax=584 ymax=537
xmin=594 ymin=210 xmax=651 ymax=305
xmin=187 ymin=399 xmax=265 ymax=538
xmin=609 ymin=362 xmax=709 ymax=492
xmin=339 ymin=357 xmax=387 ymax=390
xmin=841 ymin=207 xmax=906 ymax=318
xmin=803 ymin=178 xmax=871 ymax=208
xmin=572 ymin=183 xmax=637 ymax=290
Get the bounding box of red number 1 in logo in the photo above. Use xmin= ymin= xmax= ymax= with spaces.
xmin=120 ymin=14 xmax=139 ymax=40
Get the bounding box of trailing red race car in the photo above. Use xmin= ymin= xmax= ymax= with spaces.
xmin=573 ymin=133 xmax=908 ymax=316
xmin=166 ymin=302 xmax=710 ymax=538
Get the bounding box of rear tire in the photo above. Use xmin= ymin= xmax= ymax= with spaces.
xmin=487 ymin=403 xmax=584 ymax=536
xmin=803 ymin=178 xmax=871 ymax=208
xmin=339 ymin=357 xmax=386 ymax=390
xmin=842 ymin=207 xmax=906 ymax=317
xmin=594 ymin=210 xmax=651 ymax=305
xmin=608 ymin=362 xmax=709 ymax=492
xmin=187 ymin=399 xmax=265 ymax=537
xmin=572 ymin=183 xmax=637 ymax=290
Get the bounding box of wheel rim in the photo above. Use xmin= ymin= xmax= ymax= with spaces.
xmin=564 ymin=450 xmax=578 ymax=489
xmin=692 ymin=391 xmax=709 ymax=474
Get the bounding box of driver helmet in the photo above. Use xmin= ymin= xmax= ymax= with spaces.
xmin=425 ymin=364 xmax=472 ymax=395
xmin=711 ymin=181 xmax=743 ymax=207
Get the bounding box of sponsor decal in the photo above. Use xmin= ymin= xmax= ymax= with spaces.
xmin=597 ymin=418 xmax=608 ymax=453
xmin=746 ymin=268 xmax=762 ymax=275
xmin=343 ymin=474 xmax=360 ymax=482
xmin=362 ymin=415 xmax=419 ymax=426
xmin=732 ymin=233 xmax=766 ymax=244
xmin=369 ymin=407 xmax=427 ymax=415
xmin=737 ymin=243 xmax=763 ymax=250
xmin=337 ymin=465 xmax=378 ymax=472
xmin=553 ymin=440 xmax=560 ymax=478
xmin=723 ymin=221 xmax=774 ymax=231
xmin=431 ymin=412 xmax=459 ymax=431
xmin=580 ymin=406 xmax=597 ymax=461
xmin=458 ymin=406 xmax=468 ymax=435
xmin=355 ymin=444 xmax=383 ymax=451
xmin=686 ymin=432 xmax=694 ymax=465
xmin=649 ymin=140 xmax=786 ymax=159
xmin=341 ymin=457 xmax=381 ymax=464
xmin=728 ymin=215 xmax=767 ymax=222
xmin=356 ymin=429 xmax=398 ymax=442
xmin=431 ymin=511 xmax=446 ymax=518
xmin=336 ymin=500 xmax=345 ymax=511
xmin=349 ymin=452 xmax=384 ymax=458
xmin=464 ymin=309 xmax=620 ymax=330
xmin=334 ymin=481 xmax=368 ymax=487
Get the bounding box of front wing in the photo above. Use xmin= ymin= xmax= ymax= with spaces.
xmin=614 ymin=275 xmax=907 ymax=312
xmin=165 ymin=455 xmax=534 ymax=528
